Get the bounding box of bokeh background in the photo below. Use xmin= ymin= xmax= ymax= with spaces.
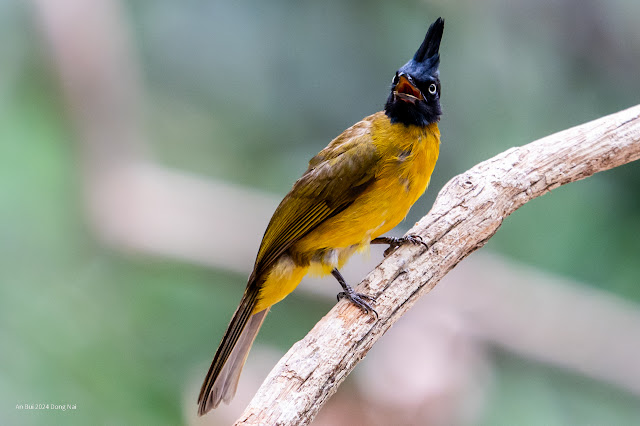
xmin=2 ymin=0 xmax=640 ymax=425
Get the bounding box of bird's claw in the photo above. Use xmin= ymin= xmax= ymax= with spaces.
xmin=337 ymin=290 xmax=378 ymax=319
xmin=405 ymin=234 xmax=428 ymax=248
xmin=383 ymin=234 xmax=428 ymax=256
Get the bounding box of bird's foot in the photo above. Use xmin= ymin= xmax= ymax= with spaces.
xmin=372 ymin=234 xmax=428 ymax=256
xmin=337 ymin=288 xmax=378 ymax=319
xmin=332 ymin=268 xmax=378 ymax=318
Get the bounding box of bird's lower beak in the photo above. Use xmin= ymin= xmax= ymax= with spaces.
xmin=393 ymin=74 xmax=424 ymax=104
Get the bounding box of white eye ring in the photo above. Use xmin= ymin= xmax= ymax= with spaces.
xmin=428 ymin=83 xmax=437 ymax=95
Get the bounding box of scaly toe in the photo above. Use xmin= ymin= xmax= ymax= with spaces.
xmin=338 ymin=291 xmax=378 ymax=318
xmin=406 ymin=234 xmax=428 ymax=248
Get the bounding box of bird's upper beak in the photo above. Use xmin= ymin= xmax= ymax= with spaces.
xmin=393 ymin=73 xmax=424 ymax=104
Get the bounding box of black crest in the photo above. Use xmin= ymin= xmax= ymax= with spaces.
xmin=385 ymin=18 xmax=444 ymax=127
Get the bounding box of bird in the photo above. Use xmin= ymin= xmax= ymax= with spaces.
xmin=198 ymin=17 xmax=444 ymax=416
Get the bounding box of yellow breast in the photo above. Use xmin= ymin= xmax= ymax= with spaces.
xmin=370 ymin=115 xmax=440 ymax=236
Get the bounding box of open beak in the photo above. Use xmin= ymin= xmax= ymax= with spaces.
xmin=393 ymin=73 xmax=424 ymax=104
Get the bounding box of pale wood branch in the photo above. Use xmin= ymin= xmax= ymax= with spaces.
xmin=235 ymin=104 xmax=640 ymax=425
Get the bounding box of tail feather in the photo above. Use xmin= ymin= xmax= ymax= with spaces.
xmin=218 ymin=308 xmax=269 ymax=404
xmin=197 ymin=287 xmax=268 ymax=416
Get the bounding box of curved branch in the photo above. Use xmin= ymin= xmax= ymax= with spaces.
xmin=236 ymin=105 xmax=640 ymax=425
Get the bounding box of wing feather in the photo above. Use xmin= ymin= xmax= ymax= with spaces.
xmin=252 ymin=119 xmax=381 ymax=278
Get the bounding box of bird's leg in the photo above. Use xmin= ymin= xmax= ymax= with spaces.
xmin=371 ymin=234 xmax=428 ymax=257
xmin=331 ymin=268 xmax=377 ymax=318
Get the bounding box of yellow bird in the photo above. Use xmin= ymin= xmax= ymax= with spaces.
xmin=198 ymin=17 xmax=445 ymax=415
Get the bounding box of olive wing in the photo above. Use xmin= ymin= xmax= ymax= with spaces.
xmin=252 ymin=132 xmax=380 ymax=279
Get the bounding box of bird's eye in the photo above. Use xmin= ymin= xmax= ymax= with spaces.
xmin=428 ymin=83 xmax=437 ymax=95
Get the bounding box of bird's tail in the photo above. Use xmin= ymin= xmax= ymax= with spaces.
xmin=197 ymin=287 xmax=268 ymax=416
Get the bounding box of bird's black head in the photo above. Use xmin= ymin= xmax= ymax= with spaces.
xmin=384 ymin=17 xmax=444 ymax=127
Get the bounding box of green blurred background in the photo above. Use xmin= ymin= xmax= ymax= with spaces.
xmin=2 ymin=0 xmax=640 ymax=425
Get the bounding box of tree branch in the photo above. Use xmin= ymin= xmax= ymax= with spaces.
xmin=236 ymin=104 xmax=640 ymax=424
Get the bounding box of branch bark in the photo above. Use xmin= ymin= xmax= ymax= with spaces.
xmin=235 ymin=104 xmax=640 ymax=425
